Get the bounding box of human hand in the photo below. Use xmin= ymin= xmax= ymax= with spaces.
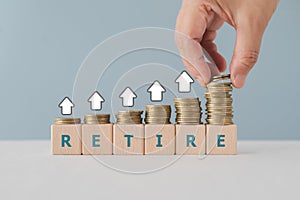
xmin=175 ymin=0 xmax=279 ymax=88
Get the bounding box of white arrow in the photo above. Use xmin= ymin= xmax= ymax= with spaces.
xmin=119 ymin=87 xmax=137 ymax=107
xmin=88 ymin=91 xmax=105 ymax=110
xmin=147 ymin=81 xmax=166 ymax=102
xmin=59 ymin=97 xmax=74 ymax=115
xmin=175 ymin=71 xmax=194 ymax=92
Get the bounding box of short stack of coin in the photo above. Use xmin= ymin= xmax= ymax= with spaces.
xmin=116 ymin=110 xmax=143 ymax=124
xmin=54 ymin=118 xmax=81 ymax=124
xmin=84 ymin=114 xmax=110 ymax=124
xmin=205 ymin=74 xmax=234 ymax=125
xmin=174 ymin=98 xmax=202 ymax=124
xmin=145 ymin=105 xmax=171 ymax=124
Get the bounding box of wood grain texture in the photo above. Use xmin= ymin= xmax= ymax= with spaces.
xmin=51 ymin=124 xmax=82 ymax=155
xmin=206 ymin=124 xmax=237 ymax=155
xmin=175 ymin=124 xmax=205 ymax=155
xmin=82 ymin=124 xmax=113 ymax=155
xmin=113 ymin=124 xmax=144 ymax=155
xmin=145 ymin=124 xmax=175 ymax=155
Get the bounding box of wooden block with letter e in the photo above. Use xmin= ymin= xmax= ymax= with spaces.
xmin=206 ymin=124 xmax=237 ymax=155
xmin=113 ymin=124 xmax=144 ymax=155
xmin=175 ymin=124 xmax=205 ymax=155
xmin=82 ymin=124 xmax=113 ymax=155
xmin=145 ymin=124 xmax=175 ymax=155
xmin=51 ymin=118 xmax=82 ymax=155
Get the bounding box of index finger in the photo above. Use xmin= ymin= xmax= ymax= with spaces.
xmin=175 ymin=0 xmax=216 ymax=86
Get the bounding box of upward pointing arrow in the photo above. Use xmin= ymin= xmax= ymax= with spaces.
xmin=59 ymin=97 xmax=74 ymax=115
xmin=119 ymin=87 xmax=137 ymax=107
xmin=175 ymin=71 xmax=194 ymax=92
xmin=88 ymin=91 xmax=105 ymax=110
xmin=147 ymin=81 xmax=166 ymax=102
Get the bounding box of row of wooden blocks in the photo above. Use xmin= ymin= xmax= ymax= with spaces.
xmin=51 ymin=124 xmax=237 ymax=155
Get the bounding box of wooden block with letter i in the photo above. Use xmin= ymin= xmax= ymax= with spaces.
xmin=145 ymin=124 xmax=175 ymax=155
xmin=206 ymin=124 xmax=237 ymax=155
xmin=176 ymin=124 xmax=205 ymax=155
xmin=51 ymin=118 xmax=82 ymax=155
xmin=113 ymin=124 xmax=144 ymax=155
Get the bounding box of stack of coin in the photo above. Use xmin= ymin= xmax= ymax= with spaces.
xmin=145 ymin=105 xmax=171 ymax=124
xmin=116 ymin=110 xmax=143 ymax=124
xmin=205 ymin=74 xmax=234 ymax=125
xmin=84 ymin=114 xmax=110 ymax=124
xmin=54 ymin=118 xmax=81 ymax=124
xmin=174 ymin=98 xmax=202 ymax=124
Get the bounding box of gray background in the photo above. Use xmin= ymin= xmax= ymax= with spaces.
xmin=0 ymin=0 xmax=299 ymax=140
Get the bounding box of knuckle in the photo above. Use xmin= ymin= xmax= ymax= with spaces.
xmin=236 ymin=51 xmax=259 ymax=71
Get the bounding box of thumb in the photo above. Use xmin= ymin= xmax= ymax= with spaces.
xmin=230 ymin=24 xmax=263 ymax=88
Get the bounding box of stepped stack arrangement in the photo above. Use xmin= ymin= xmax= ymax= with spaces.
xmin=51 ymin=74 xmax=237 ymax=155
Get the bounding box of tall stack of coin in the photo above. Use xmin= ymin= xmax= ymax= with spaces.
xmin=145 ymin=105 xmax=171 ymax=124
xmin=116 ymin=110 xmax=143 ymax=124
xmin=174 ymin=98 xmax=202 ymax=124
xmin=84 ymin=114 xmax=110 ymax=124
xmin=205 ymin=74 xmax=234 ymax=125
xmin=54 ymin=118 xmax=81 ymax=124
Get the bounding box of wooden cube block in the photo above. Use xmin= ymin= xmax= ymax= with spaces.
xmin=145 ymin=124 xmax=175 ymax=155
xmin=175 ymin=124 xmax=205 ymax=155
xmin=82 ymin=124 xmax=113 ymax=155
xmin=206 ymin=124 xmax=237 ymax=155
xmin=51 ymin=124 xmax=82 ymax=155
xmin=113 ymin=124 xmax=144 ymax=155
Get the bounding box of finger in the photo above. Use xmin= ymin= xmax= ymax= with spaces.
xmin=175 ymin=0 xmax=213 ymax=86
xmin=201 ymin=30 xmax=227 ymax=72
xmin=184 ymin=62 xmax=207 ymax=87
xmin=176 ymin=0 xmax=209 ymax=40
xmin=230 ymin=22 xmax=263 ymax=88
xmin=178 ymin=37 xmax=211 ymax=87
xmin=202 ymin=42 xmax=227 ymax=72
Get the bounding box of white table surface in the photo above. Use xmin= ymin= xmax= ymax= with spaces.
xmin=0 ymin=141 xmax=299 ymax=200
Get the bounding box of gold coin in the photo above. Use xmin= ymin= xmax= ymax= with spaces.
xmin=205 ymin=74 xmax=234 ymax=125
xmin=84 ymin=114 xmax=110 ymax=124
xmin=54 ymin=118 xmax=81 ymax=124
xmin=145 ymin=105 xmax=172 ymax=124
xmin=174 ymin=98 xmax=202 ymax=124
xmin=212 ymin=74 xmax=231 ymax=81
xmin=116 ymin=110 xmax=143 ymax=124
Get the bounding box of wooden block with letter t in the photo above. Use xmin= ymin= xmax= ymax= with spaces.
xmin=113 ymin=124 xmax=144 ymax=155
xmin=175 ymin=124 xmax=205 ymax=155
xmin=51 ymin=123 xmax=82 ymax=155
xmin=82 ymin=124 xmax=113 ymax=155
xmin=206 ymin=124 xmax=237 ymax=155
xmin=145 ymin=124 xmax=175 ymax=155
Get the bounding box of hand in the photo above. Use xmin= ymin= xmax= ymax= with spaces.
xmin=175 ymin=0 xmax=279 ymax=88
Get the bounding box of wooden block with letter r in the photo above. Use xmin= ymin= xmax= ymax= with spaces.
xmin=113 ymin=124 xmax=144 ymax=155
xmin=51 ymin=119 xmax=82 ymax=155
xmin=175 ymin=124 xmax=205 ymax=155
xmin=145 ymin=124 xmax=175 ymax=155
xmin=206 ymin=124 xmax=237 ymax=155
xmin=82 ymin=124 xmax=113 ymax=155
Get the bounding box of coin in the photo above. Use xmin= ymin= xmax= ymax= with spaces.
xmin=212 ymin=74 xmax=231 ymax=81
xmin=145 ymin=105 xmax=171 ymax=124
xmin=116 ymin=110 xmax=143 ymax=124
xmin=54 ymin=118 xmax=81 ymax=124
xmin=84 ymin=114 xmax=110 ymax=124
xmin=205 ymin=74 xmax=234 ymax=125
xmin=174 ymin=98 xmax=202 ymax=124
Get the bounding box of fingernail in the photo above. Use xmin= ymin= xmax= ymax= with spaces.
xmin=233 ymin=74 xmax=246 ymax=88
xmin=196 ymin=76 xmax=206 ymax=87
